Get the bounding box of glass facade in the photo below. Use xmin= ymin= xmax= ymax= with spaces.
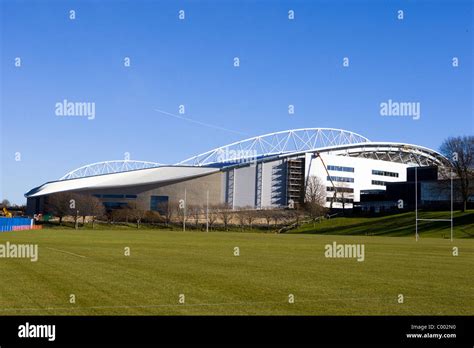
xmin=150 ymin=196 xmax=169 ymax=215
xmin=326 ymin=197 xmax=354 ymax=203
xmin=93 ymin=194 xmax=137 ymax=199
xmin=103 ymin=202 xmax=129 ymax=209
xmin=327 ymin=176 xmax=354 ymax=183
xmin=328 ymin=165 xmax=354 ymax=173
xmin=327 ymin=186 xmax=354 ymax=193
xmin=372 ymin=170 xmax=399 ymax=177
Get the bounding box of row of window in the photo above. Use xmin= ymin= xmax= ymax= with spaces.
xmin=327 ymin=165 xmax=399 ymax=178
xmin=327 ymin=186 xmax=354 ymax=193
xmin=326 ymin=197 xmax=354 ymax=203
xmin=150 ymin=196 xmax=169 ymax=215
xmin=103 ymin=202 xmax=129 ymax=209
xmin=327 ymin=176 xmax=354 ymax=183
xmin=372 ymin=169 xmax=399 ymax=177
xmin=372 ymin=180 xmax=387 ymax=186
xmin=101 ymin=196 xmax=170 ymax=213
xmin=327 ymin=165 xmax=354 ymax=173
xmin=93 ymin=194 xmax=137 ymax=199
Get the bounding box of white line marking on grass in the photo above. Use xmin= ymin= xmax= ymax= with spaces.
xmin=1 ymin=295 xmax=473 ymax=313
xmin=0 ymin=301 xmax=282 ymax=312
xmin=45 ymin=247 xmax=86 ymax=258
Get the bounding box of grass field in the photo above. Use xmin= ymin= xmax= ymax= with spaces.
xmin=0 ymin=227 xmax=472 ymax=315
xmin=292 ymin=211 xmax=474 ymax=238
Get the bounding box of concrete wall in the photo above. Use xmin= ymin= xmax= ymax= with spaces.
xmin=27 ymin=172 xmax=224 ymax=215
xmin=261 ymin=159 xmax=287 ymax=208
xmin=139 ymin=172 xmax=223 ymax=209
xmin=233 ymin=165 xmax=257 ymax=208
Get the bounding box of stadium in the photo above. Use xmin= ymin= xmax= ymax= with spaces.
xmin=25 ymin=128 xmax=449 ymax=215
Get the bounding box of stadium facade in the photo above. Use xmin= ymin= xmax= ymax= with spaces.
xmin=25 ymin=128 xmax=449 ymax=215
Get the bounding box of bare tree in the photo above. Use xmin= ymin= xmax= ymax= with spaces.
xmin=88 ymin=196 xmax=105 ymax=229
xmin=334 ymin=182 xmax=354 ymax=213
xmin=286 ymin=207 xmax=302 ymax=227
xmin=110 ymin=208 xmax=127 ymax=224
xmin=64 ymin=193 xmax=92 ymax=229
xmin=235 ymin=208 xmax=246 ymax=231
xmin=208 ymin=204 xmax=218 ymax=231
xmin=145 ymin=210 xmax=161 ymax=224
xmin=46 ymin=192 xmax=74 ymax=225
xmin=304 ymin=175 xmax=327 ymax=224
xmin=127 ymin=203 xmax=146 ymax=228
xmin=175 ymin=202 xmax=188 ymax=230
xmin=272 ymin=209 xmax=284 ymax=228
xmin=188 ymin=204 xmax=202 ymax=229
xmin=440 ymin=136 xmax=474 ymax=212
xmin=158 ymin=201 xmax=173 ymax=227
xmin=67 ymin=193 xmax=86 ymax=227
xmin=75 ymin=194 xmax=105 ymax=228
xmin=217 ymin=203 xmax=233 ymax=231
xmin=244 ymin=207 xmax=257 ymax=230
xmin=260 ymin=207 xmax=274 ymax=230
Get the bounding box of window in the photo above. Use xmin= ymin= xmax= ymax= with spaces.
xmin=102 ymin=194 xmax=126 ymax=199
xmin=327 ymin=187 xmax=354 ymax=193
xmin=103 ymin=202 xmax=128 ymax=209
xmin=372 ymin=170 xmax=399 ymax=177
xmin=150 ymin=196 xmax=169 ymax=215
xmin=328 ymin=165 xmax=354 ymax=173
xmin=93 ymin=194 xmax=137 ymax=199
xmin=327 ymin=176 xmax=354 ymax=183
xmin=372 ymin=180 xmax=386 ymax=186
xmin=326 ymin=197 xmax=354 ymax=203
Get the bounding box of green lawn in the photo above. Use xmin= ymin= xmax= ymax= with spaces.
xmin=291 ymin=211 xmax=474 ymax=238
xmin=0 ymin=228 xmax=472 ymax=315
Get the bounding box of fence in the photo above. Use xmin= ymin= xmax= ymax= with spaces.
xmin=0 ymin=217 xmax=38 ymax=232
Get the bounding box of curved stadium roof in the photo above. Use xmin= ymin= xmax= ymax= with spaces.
xmin=178 ymin=128 xmax=371 ymax=166
xmin=25 ymin=128 xmax=449 ymax=198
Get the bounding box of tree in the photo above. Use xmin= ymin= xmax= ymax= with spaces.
xmin=334 ymin=182 xmax=354 ymax=213
xmin=260 ymin=207 xmax=274 ymax=230
xmin=207 ymin=204 xmax=218 ymax=231
xmin=110 ymin=208 xmax=128 ymax=224
xmin=304 ymin=175 xmax=327 ymax=224
xmin=145 ymin=210 xmax=162 ymax=224
xmin=272 ymin=209 xmax=284 ymax=228
xmin=440 ymin=136 xmax=474 ymax=212
xmin=70 ymin=193 xmax=83 ymax=229
xmin=286 ymin=207 xmax=302 ymax=227
xmin=188 ymin=205 xmax=202 ymax=229
xmin=74 ymin=194 xmax=104 ymax=227
xmin=1 ymin=199 xmax=10 ymax=208
xmin=217 ymin=203 xmax=233 ymax=231
xmin=175 ymin=202 xmax=188 ymax=230
xmin=235 ymin=208 xmax=246 ymax=231
xmin=46 ymin=192 xmax=74 ymax=225
xmin=85 ymin=196 xmax=105 ymax=229
xmin=244 ymin=207 xmax=257 ymax=230
xmin=128 ymin=203 xmax=147 ymax=228
xmin=158 ymin=201 xmax=173 ymax=227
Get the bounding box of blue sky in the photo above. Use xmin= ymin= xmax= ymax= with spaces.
xmin=1 ymin=0 xmax=473 ymax=204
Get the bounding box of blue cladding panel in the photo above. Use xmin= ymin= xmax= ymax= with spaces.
xmin=150 ymin=196 xmax=169 ymax=215
xmin=0 ymin=217 xmax=33 ymax=232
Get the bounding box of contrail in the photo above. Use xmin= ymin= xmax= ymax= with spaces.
xmin=153 ymin=108 xmax=248 ymax=136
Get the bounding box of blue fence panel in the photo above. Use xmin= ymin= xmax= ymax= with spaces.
xmin=0 ymin=217 xmax=32 ymax=232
